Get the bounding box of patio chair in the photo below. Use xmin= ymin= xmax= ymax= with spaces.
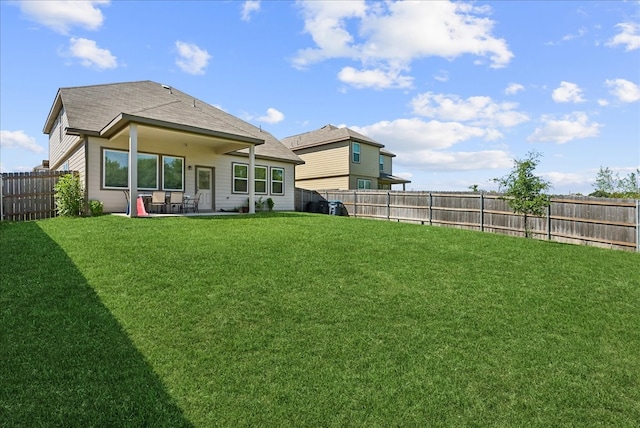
xmin=150 ymin=191 xmax=167 ymax=213
xmin=169 ymin=191 xmax=184 ymax=213
xmin=184 ymin=193 xmax=201 ymax=213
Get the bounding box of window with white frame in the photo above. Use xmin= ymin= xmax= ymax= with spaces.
xmin=271 ymin=167 xmax=284 ymax=195
xmin=233 ymin=163 xmax=248 ymax=193
xmin=357 ymin=178 xmax=371 ymax=189
xmin=255 ymin=166 xmax=267 ymax=194
xmin=379 ymin=155 xmax=384 ymax=171
xmin=352 ymin=142 xmax=360 ymax=163
xmin=163 ymin=156 xmax=184 ymax=190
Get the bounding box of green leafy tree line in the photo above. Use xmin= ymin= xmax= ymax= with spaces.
xmin=590 ymin=167 xmax=640 ymax=199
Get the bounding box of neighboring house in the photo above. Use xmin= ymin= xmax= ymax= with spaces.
xmin=42 ymin=81 xmax=303 ymax=215
xmin=281 ymin=124 xmax=410 ymax=191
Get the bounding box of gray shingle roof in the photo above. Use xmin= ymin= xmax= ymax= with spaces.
xmin=281 ymin=124 xmax=384 ymax=150
xmin=43 ymin=80 xmax=303 ymax=164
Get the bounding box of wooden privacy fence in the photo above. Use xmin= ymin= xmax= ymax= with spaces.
xmin=296 ymin=189 xmax=640 ymax=252
xmin=1 ymin=171 xmax=74 ymax=221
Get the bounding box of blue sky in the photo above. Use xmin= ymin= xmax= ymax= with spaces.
xmin=1 ymin=0 xmax=638 ymax=194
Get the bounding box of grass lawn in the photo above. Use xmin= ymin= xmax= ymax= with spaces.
xmin=1 ymin=213 xmax=639 ymax=426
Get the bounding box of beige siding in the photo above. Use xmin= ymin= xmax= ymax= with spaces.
xmin=350 ymin=142 xmax=380 ymax=179
xmin=295 ymin=142 xmax=349 ymax=180
xmin=49 ymin=109 xmax=81 ymax=168
xmin=296 ymin=176 xmax=349 ymax=190
xmin=349 ymin=176 xmax=379 ymax=189
xmin=381 ymin=154 xmax=393 ymax=175
xmin=85 ymin=136 xmax=296 ymax=213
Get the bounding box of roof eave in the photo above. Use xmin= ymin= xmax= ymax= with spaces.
xmin=100 ymin=113 xmax=265 ymax=145
xmin=42 ymin=90 xmax=63 ymax=134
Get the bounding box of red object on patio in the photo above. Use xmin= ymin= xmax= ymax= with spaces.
xmin=137 ymin=196 xmax=149 ymax=216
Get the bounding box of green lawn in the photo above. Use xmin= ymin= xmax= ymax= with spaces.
xmin=1 ymin=213 xmax=639 ymax=426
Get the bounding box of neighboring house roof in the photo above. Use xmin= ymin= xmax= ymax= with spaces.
xmin=43 ymin=80 xmax=303 ymax=164
xmin=281 ymin=124 xmax=384 ymax=150
xmin=380 ymin=148 xmax=396 ymax=157
xmin=379 ymin=172 xmax=410 ymax=184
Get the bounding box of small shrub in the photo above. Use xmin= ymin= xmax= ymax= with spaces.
xmin=89 ymin=200 xmax=104 ymax=216
xmin=266 ymin=198 xmax=274 ymax=211
xmin=54 ymin=173 xmax=84 ymax=217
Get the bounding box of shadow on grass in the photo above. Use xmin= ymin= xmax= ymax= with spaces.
xmin=0 ymin=222 xmax=192 ymax=427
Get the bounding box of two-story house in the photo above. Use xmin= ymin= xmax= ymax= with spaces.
xmin=42 ymin=80 xmax=303 ymax=215
xmin=281 ymin=124 xmax=410 ymax=191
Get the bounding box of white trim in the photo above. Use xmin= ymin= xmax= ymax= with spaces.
xmin=249 ymin=145 xmax=255 ymax=214
xmin=129 ymin=124 xmax=138 ymax=217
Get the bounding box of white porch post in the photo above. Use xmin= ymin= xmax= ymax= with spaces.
xmin=128 ymin=124 xmax=138 ymax=217
xmin=248 ymin=144 xmax=255 ymax=214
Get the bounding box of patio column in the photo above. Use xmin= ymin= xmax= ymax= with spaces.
xmin=248 ymin=144 xmax=255 ymax=214
xmin=128 ymin=123 xmax=138 ymax=217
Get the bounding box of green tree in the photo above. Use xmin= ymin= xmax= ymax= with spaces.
xmin=590 ymin=167 xmax=640 ymax=198
xmin=493 ymin=150 xmax=551 ymax=238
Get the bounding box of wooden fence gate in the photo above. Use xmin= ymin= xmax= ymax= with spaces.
xmin=1 ymin=171 xmax=74 ymax=221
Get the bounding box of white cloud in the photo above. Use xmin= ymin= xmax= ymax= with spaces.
xmin=175 ymin=41 xmax=211 ymax=75
xmin=337 ymin=66 xmax=413 ymax=89
xmin=597 ymin=99 xmax=609 ymax=106
xmin=257 ymin=108 xmax=284 ymax=124
xmin=552 ymin=81 xmax=585 ymax=103
xmin=433 ymin=70 xmax=449 ymax=82
xmin=67 ymin=37 xmax=117 ymax=69
xmin=352 ymin=118 xmax=499 ymax=151
xmin=505 ymin=83 xmax=524 ymax=95
xmin=607 ymin=22 xmax=640 ymax=51
xmin=542 ymin=171 xmax=592 ymax=191
xmin=293 ymin=1 xmax=513 ymax=87
xmin=241 ymin=1 xmax=260 ymax=22
xmin=352 ymin=119 xmax=512 ymax=172
xmin=411 ymin=92 xmax=529 ymax=127
xmin=0 ymin=130 xmax=45 ymax=153
xmin=605 ymin=78 xmax=640 ymax=103
xmin=19 ymin=0 xmax=108 ymax=34
xmin=562 ymin=27 xmax=587 ymax=41
xmin=527 ymin=112 xmax=601 ymax=144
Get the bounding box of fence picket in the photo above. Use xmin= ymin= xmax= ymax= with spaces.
xmin=1 ymin=171 xmax=75 ymax=222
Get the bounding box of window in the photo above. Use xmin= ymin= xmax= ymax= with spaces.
xmin=255 ymin=166 xmax=267 ymax=194
xmin=352 ymin=142 xmax=360 ymax=163
xmin=103 ymin=149 xmax=129 ymax=189
xmin=103 ymin=149 xmax=161 ymax=189
xmin=380 ymin=155 xmax=384 ymax=171
xmin=271 ymin=167 xmax=284 ymax=195
xmin=233 ymin=163 xmax=248 ymax=193
xmin=163 ymin=156 xmax=184 ymax=190
xmin=138 ymin=153 xmax=158 ymax=190
xmin=357 ymin=178 xmax=371 ymax=190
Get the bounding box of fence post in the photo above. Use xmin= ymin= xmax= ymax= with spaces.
xmin=636 ymin=199 xmax=639 ymax=252
xmin=0 ymin=174 xmax=3 ymax=222
xmin=354 ymin=191 xmax=357 ymax=217
xmin=480 ymin=193 xmax=484 ymax=232
xmin=547 ymin=203 xmax=552 ymax=241
xmin=387 ymin=191 xmax=391 ymax=221
xmin=428 ymin=192 xmax=433 ymax=225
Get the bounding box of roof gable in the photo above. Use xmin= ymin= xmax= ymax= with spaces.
xmin=282 ymin=124 xmax=384 ymax=151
